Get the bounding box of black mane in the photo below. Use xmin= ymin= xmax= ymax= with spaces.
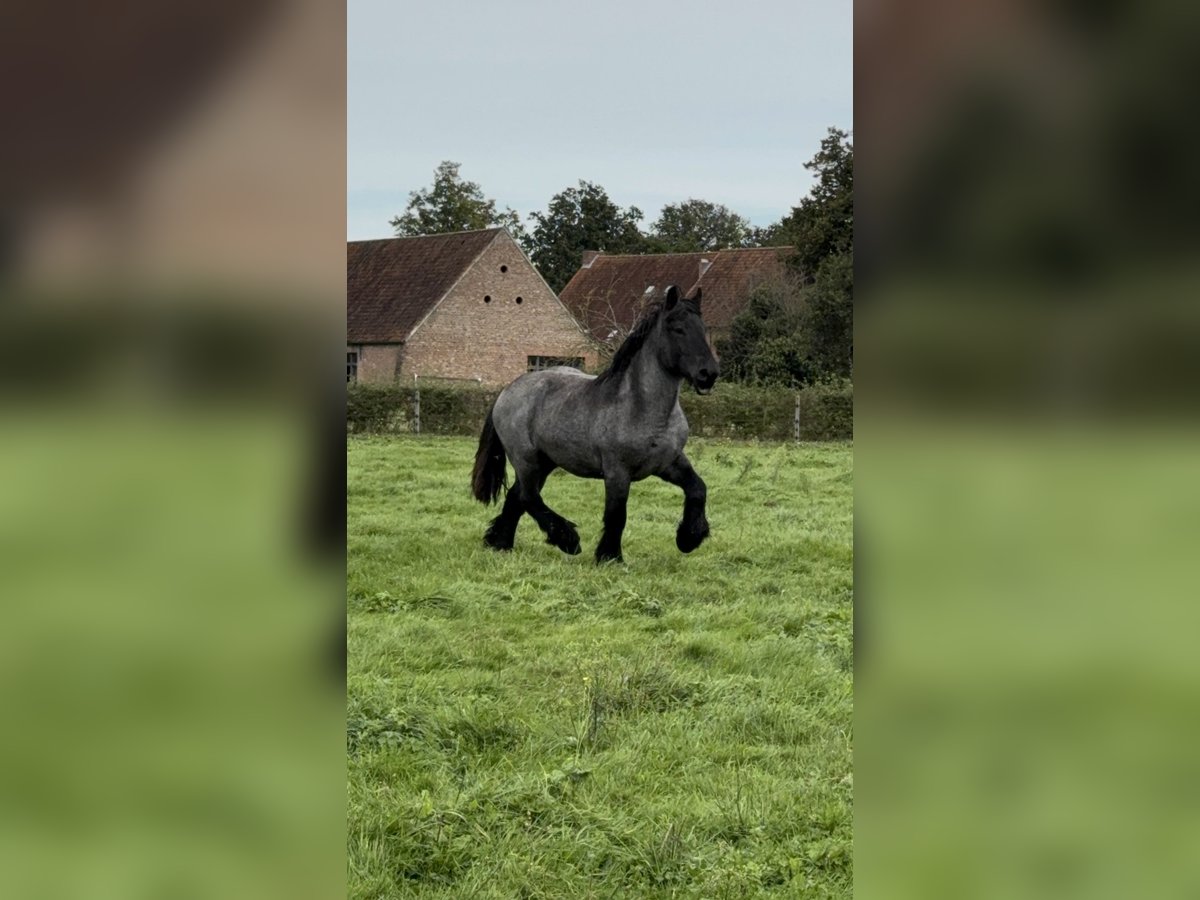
xmin=592 ymin=300 xmax=666 ymax=386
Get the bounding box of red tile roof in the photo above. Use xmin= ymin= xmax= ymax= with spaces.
xmin=559 ymin=246 xmax=794 ymax=341
xmin=347 ymin=229 xmax=501 ymax=343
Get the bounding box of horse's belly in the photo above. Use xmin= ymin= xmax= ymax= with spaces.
xmin=625 ymin=434 xmax=686 ymax=481
xmin=538 ymin=434 xmax=604 ymax=479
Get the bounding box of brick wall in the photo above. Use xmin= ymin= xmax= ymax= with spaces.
xmin=401 ymin=232 xmax=597 ymax=385
xmin=353 ymin=344 xmax=402 ymax=382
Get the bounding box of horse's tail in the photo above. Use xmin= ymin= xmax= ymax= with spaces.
xmin=472 ymin=404 xmax=508 ymax=504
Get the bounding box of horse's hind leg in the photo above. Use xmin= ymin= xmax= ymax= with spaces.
xmin=659 ymin=453 xmax=710 ymax=553
xmin=517 ymin=457 xmax=580 ymax=555
xmin=484 ymin=479 xmax=525 ymax=550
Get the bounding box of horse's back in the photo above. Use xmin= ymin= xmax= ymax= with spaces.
xmin=492 ymin=367 xmax=593 ymax=432
xmin=495 ymin=367 xmax=593 ymax=409
xmin=492 ymin=367 xmax=602 ymax=474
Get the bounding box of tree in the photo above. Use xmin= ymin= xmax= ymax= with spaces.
xmin=390 ymin=161 xmax=524 ymax=238
xmin=648 ymin=199 xmax=751 ymax=252
xmin=719 ymin=127 xmax=853 ymax=385
xmin=749 ymin=222 xmax=785 ymax=247
xmin=718 ymin=251 xmax=853 ymax=386
xmin=776 ymin=128 xmax=853 ymax=279
xmin=800 ymin=250 xmax=853 ymax=378
xmin=526 ymin=181 xmax=649 ymax=293
xmin=717 ymin=277 xmax=812 ymax=387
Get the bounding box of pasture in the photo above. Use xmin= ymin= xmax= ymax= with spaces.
xmin=348 ymin=435 xmax=853 ymax=898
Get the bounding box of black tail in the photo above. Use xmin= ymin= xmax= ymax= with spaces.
xmin=472 ymin=406 xmax=508 ymax=504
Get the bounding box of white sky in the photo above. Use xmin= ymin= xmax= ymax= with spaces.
xmin=347 ymin=0 xmax=851 ymax=241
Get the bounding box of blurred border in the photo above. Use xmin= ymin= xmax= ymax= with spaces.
xmin=857 ymin=1 xmax=1200 ymax=897
xmin=0 ymin=1 xmax=346 ymax=897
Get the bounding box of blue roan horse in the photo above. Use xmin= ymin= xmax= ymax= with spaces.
xmin=472 ymin=285 xmax=719 ymax=563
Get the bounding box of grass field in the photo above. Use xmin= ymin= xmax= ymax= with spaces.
xmin=347 ymin=435 xmax=853 ymax=898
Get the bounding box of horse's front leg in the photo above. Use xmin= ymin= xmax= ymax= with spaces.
xmin=595 ymin=469 xmax=630 ymax=564
xmin=659 ymin=454 xmax=710 ymax=553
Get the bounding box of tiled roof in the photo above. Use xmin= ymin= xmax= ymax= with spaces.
xmin=559 ymin=246 xmax=793 ymax=341
xmin=347 ymin=229 xmax=501 ymax=343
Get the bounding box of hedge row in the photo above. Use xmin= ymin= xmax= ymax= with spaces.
xmin=680 ymin=381 xmax=853 ymax=441
xmin=346 ymin=382 xmax=497 ymax=435
xmin=347 ymin=380 xmax=852 ymax=441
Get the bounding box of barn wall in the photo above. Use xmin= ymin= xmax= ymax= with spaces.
xmin=402 ymin=233 xmax=597 ymax=385
xmin=355 ymin=343 xmax=403 ymax=383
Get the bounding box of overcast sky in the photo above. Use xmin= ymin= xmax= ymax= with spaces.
xmin=348 ymin=0 xmax=851 ymax=241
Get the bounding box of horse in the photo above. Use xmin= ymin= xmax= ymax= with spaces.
xmin=471 ymin=284 xmax=719 ymax=563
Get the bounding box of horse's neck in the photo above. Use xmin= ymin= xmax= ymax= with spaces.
xmin=625 ymin=343 xmax=681 ymax=422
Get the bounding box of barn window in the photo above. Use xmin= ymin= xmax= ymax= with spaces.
xmin=346 ymin=349 xmax=359 ymax=382
xmin=528 ymin=355 xmax=583 ymax=372
xmin=500 ymin=265 xmax=508 ymax=273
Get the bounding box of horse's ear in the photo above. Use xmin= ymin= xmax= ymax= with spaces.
xmin=688 ymin=286 xmax=703 ymax=308
xmin=664 ymin=285 xmax=680 ymax=309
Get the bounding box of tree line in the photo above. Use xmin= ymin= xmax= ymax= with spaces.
xmin=389 ymin=128 xmax=852 ymax=387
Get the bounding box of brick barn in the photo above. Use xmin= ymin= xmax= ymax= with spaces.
xmin=558 ymin=246 xmax=794 ymax=348
xmin=347 ymin=228 xmax=595 ymax=385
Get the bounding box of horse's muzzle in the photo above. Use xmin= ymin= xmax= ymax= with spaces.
xmin=693 ymin=367 xmax=718 ymax=394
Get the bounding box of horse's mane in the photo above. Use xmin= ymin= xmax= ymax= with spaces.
xmin=592 ymin=299 xmax=666 ymax=387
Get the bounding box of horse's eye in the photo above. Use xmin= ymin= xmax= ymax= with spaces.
xmin=670 ymin=326 xmax=686 ymax=335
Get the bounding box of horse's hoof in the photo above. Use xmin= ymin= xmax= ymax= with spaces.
xmin=676 ymin=516 xmax=710 ymax=553
xmin=484 ymin=528 xmax=514 ymax=551
xmin=545 ymin=522 xmax=581 ymax=555
xmin=595 ymin=548 xmax=623 ymax=565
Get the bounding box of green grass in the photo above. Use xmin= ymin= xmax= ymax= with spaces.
xmin=348 ymin=435 xmax=853 ymax=898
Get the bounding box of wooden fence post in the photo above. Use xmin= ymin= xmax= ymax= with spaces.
xmin=413 ymin=374 xmax=420 ymax=435
xmin=794 ymin=393 xmax=801 ymax=443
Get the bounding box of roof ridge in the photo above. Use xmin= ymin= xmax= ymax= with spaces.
xmin=587 ymin=245 xmax=793 ymax=259
xmin=348 ymin=227 xmax=504 ymax=245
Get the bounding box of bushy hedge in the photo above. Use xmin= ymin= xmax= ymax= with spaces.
xmin=347 ymin=380 xmax=851 ymax=441
xmin=347 ymin=382 xmax=499 ymax=435
xmin=680 ymin=381 xmax=852 ymax=441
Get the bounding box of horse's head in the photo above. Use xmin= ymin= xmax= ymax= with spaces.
xmin=659 ymin=285 xmax=720 ymax=394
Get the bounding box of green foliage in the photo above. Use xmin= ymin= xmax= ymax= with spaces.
xmin=680 ymin=381 xmax=853 ymax=441
xmin=750 ymin=221 xmax=786 ymax=247
xmin=346 ymin=382 xmax=499 ymax=435
xmin=717 ymin=279 xmax=812 ymax=387
xmin=721 ymin=127 xmax=854 ymax=386
xmin=802 ymin=250 xmax=853 ymax=378
xmin=414 ymin=384 xmax=499 ymax=435
xmin=346 ymin=383 xmax=412 ymax=433
xmin=776 ymin=128 xmax=853 ymax=279
xmin=527 ymin=181 xmax=649 ymax=292
xmin=648 ymin=199 xmax=752 ymax=252
xmin=390 ymin=161 xmax=525 ymax=240
xmin=348 ymin=381 xmax=852 ymax=441
xmin=719 ymin=266 xmax=853 ymax=385
xmin=348 ymin=436 xmax=853 ymax=898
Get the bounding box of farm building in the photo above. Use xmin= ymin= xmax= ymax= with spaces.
xmin=559 ymin=246 xmax=794 ymax=347
xmin=347 ymin=228 xmax=595 ymax=385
